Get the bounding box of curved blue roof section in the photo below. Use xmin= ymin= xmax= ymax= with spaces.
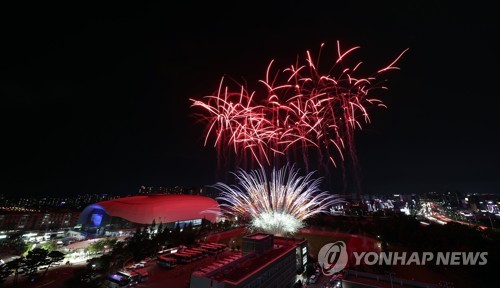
xmin=77 ymin=204 xmax=108 ymax=226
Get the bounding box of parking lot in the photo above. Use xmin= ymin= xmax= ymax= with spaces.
xmin=304 ymin=267 xmax=345 ymax=288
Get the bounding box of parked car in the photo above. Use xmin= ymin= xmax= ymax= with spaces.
xmin=129 ymin=260 xmax=147 ymax=269
xmin=80 ymin=272 xmax=101 ymax=283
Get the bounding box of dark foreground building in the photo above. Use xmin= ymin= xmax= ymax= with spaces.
xmin=190 ymin=233 xmax=307 ymax=288
xmin=78 ymin=194 xmax=220 ymax=236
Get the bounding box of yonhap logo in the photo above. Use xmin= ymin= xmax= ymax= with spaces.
xmin=318 ymin=241 xmax=348 ymax=276
xmin=318 ymin=241 xmax=488 ymax=274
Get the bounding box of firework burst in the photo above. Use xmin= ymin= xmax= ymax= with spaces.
xmin=190 ymin=41 xmax=408 ymax=173
xmin=213 ymin=164 xmax=343 ymax=235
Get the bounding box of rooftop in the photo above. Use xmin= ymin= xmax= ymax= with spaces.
xmin=246 ymin=233 xmax=271 ymax=240
xmin=222 ymin=245 xmax=289 ymax=283
xmin=193 ymin=235 xmax=306 ymax=285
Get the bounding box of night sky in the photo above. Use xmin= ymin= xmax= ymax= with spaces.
xmin=2 ymin=2 xmax=499 ymax=198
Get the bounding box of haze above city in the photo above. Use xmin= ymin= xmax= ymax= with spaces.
xmin=2 ymin=2 xmax=499 ymax=198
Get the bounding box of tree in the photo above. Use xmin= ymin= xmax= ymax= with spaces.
xmin=6 ymin=257 xmax=25 ymax=285
xmin=87 ymin=238 xmax=119 ymax=255
xmin=40 ymin=241 xmax=57 ymax=252
xmin=42 ymin=251 xmax=65 ymax=277
xmin=168 ymin=225 xmax=182 ymax=246
xmin=199 ymin=218 xmax=211 ymax=235
xmin=0 ymin=263 xmax=12 ymax=284
xmin=156 ymin=227 xmax=173 ymax=249
xmin=178 ymin=223 xmax=196 ymax=246
xmin=24 ymin=248 xmax=49 ymax=281
xmin=134 ymin=226 xmax=142 ymax=238
xmin=223 ymin=220 xmax=232 ymax=230
xmin=149 ymin=219 xmax=157 ymax=236
xmin=157 ymin=221 xmax=163 ymax=235
xmin=7 ymin=232 xmax=28 ymax=255
xmin=87 ymin=239 xmax=105 ymax=254
xmin=104 ymin=238 xmax=118 ymax=254
xmin=87 ymin=254 xmax=112 ymax=274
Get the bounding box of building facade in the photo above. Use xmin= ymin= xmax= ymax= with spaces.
xmin=0 ymin=210 xmax=80 ymax=231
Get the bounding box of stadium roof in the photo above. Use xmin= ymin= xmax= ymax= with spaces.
xmin=79 ymin=194 xmax=220 ymax=225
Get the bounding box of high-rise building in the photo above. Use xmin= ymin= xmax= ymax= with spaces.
xmin=0 ymin=210 xmax=80 ymax=230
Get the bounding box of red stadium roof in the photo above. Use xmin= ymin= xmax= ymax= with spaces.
xmin=93 ymin=194 xmax=220 ymax=224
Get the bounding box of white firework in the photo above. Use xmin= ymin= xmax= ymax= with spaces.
xmin=214 ymin=164 xmax=343 ymax=235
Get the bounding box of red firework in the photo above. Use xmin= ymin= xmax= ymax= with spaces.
xmin=190 ymin=41 xmax=408 ymax=171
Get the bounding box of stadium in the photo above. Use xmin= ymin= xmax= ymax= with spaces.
xmin=77 ymin=194 xmax=220 ymax=236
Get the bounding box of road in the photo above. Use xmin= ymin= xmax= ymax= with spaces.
xmin=2 ymin=264 xmax=86 ymax=288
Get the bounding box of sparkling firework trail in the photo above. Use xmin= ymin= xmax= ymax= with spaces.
xmin=213 ymin=164 xmax=343 ymax=235
xmin=190 ymin=41 xmax=407 ymax=172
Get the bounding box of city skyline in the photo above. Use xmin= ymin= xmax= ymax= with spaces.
xmin=2 ymin=2 xmax=499 ymax=198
